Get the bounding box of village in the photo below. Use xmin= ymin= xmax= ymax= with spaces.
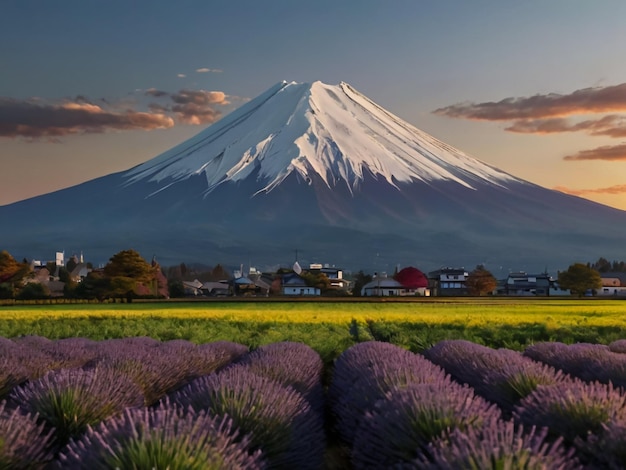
xmin=6 ymin=249 xmax=626 ymax=300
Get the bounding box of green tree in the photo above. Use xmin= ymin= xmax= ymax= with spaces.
xmin=209 ymin=264 xmax=230 ymax=282
xmin=74 ymin=271 xmax=109 ymax=301
xmin=466 ymin=265 xmax=497 ymax=296
xmin=104 ymin=250 xmax=154 ymax=283
xmin=558 ymin=263 xmax=602 ymax=297
xmin=300 ymin=271 xmax=331 ymax=292
xmin=17 ymin=282 xmax=49 ymax=300
xmin=351 ymin=271 xmax=373 ymax=297
xmin=103 ymin=250 xmax=156 ymax=301
xmin=167 ymin=279 xmax=185 ymax=298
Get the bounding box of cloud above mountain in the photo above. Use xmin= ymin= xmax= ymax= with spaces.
xmin=433 ymin=83 xmax=626 ymax=121
xmin=434 ymin=82 xmax=626 ymax=167
xmin=0 ymin=87 xmax=233 ymax=140
xmin=0 ymin=97 xmax=174 ymax=140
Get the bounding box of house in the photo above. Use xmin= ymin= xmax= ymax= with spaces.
xmin=232 ymin=275 xmax=271 ymax=297
xmin=598 ymin=273 xmax=626 ymax=297
xmin=281 ymin=272 xmax=320 ymax=296
xmin=503 ymin=272 xmax=553 ymax=296
xmin=428 ymin=268 xmax=469 ymax=296
xmin=69 ymin=263 xmax=91 ymax=283
xmin=201 ymin=281 xmax=231 ymax=297
xmin=182 ymin=279 xmax=204 ymax=296
xmin=308 ymin=264 xmax=351 ymax=291
xmin=361 ymin=273 xmax=405 ymax=297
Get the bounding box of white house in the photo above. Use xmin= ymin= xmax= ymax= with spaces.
xmin=361 ymin=274 xmax=405 ymax=297
xmin=598 ymin=274 xmax=626 ymax=297
xmin=281 ymin=273 xmax=320 ymax=296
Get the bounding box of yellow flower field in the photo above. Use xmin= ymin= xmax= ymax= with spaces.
xmin=2 ymin=298 xmax=626 ymax=328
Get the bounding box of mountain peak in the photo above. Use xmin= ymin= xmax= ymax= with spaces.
xmin=124 ymin=80 xmax=522 ymax=198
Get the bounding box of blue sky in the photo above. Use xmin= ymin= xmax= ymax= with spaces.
xmin=3 ymin=0 xmax=626 ymax=209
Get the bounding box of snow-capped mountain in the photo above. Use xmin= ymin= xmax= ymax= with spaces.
xmin=124 ymin=80 xmax=520 ymax=196
xmin=1 ymin=80 xmax=625 ymax=272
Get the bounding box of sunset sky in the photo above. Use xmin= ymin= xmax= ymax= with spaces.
xmin=3 ymin=0 xmax=626 ymax=210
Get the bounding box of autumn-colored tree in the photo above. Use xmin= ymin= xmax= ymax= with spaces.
xmin=0 ymin=251 xmax=30 ymax=298
xmin=558 ymin=263 xmax=602 ymax=297
xmin=0 ymin=250 xmax=29 ymax=283
xmin=466 ymin=265 xmax=497 ymax=296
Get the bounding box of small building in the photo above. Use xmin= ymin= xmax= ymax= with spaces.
xmin=598 ymin=273 xmax=626 ymax=297
xmin=308 ymin=263 xmax=351 ymax=290
xmin=182 ymin=279 xmax=204 ymax=296
xmin=428 ymin=268 xmax=469 ymax=296
xmin=201 ymin=281 xmax=231 ymax=297
xmin=361 ymin=273 xmax=405 ymax=297
xmin=70 ymin=263 xmax=91 ymax=283
xmin=281 ymin=273 xmax=320 ymax=296
xmin=504 ymin=272 xmax=552 ymax=296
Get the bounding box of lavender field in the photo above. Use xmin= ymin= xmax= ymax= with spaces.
xmin=2 ymin=335 xmax=626 ymax=468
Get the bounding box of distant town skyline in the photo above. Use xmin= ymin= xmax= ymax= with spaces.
xmin=2 ymin=1 xmax=626 ymax=210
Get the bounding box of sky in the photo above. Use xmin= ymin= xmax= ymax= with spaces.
xmin=2 ymin=0 xmax=626 ymax=210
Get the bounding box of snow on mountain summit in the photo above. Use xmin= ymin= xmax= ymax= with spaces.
xmin=124 ymin=80 xmax=522 ymax=196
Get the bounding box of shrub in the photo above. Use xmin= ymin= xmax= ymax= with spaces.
xmin=8 ymin=366 xmax=144 ymax=446
xmin=329 ymin=341 xmax=448 ymax=444
xmin=0 ymin=400 xmax=55 ymax=469
xmin=425 ymin=340 xmax=566 ymax=414
xmin=513 ymin=380 xmax=626 ymax=449
xmin=170 ymin=365 xmax=324 ymax=469
xmin=235 ymin=341 xmax=324 ymax=412
xmin=351 ymin=382 xmax=501 ymax=468
xmin=56 ymin=403 xmax=264 ymax=470
xmin=415 ymin=420 xmax=581 ymax=470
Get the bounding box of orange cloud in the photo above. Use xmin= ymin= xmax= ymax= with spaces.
xmin=145 ymin=89 xmax=230 ymax=125
xmin=434 ymin=83 xmax=626 ymax=121
xmin=554 ymin=184 xmax=626 ymax=196
xmin=0 ymin=97 xmax=174 ymax=139
xmin=563 ymin=143 xmax=626 ymax=161
xmin=506 ymin=115 xmax=626 ymax=137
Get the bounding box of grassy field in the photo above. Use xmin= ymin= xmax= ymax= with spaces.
xmin=2 ymin=298 xmax=626 ymax=365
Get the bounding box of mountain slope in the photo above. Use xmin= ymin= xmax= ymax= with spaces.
xmin=1 ymin=80 xmax=625 ymax=272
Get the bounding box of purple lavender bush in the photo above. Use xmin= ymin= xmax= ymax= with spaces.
xmin=513 ymin=380 xmax=626 ymax=451
xmin=424 ymin=340 xmax=566 ymax=414
xmin=414 ymin=420 xmax=581 ymax=470
xmin=0 ymin=400 xmax=55 ymax=469
xmin=235 ymin=341 xmax=324 ymax=412
xmin=329 ymin=341 xmax=448 ymax=444
xmin=170 ymin=365 xmax=324 ymax=469
xmin=580 ymin=417 xmax=626 ymax=469
xmin=8 ymin=366 xmax=144 ymax=446
xmin=0 ymin=356 xmax=29 ymax=400
xmin=57 ymin=403 xmax=264 ymax=470
xmin=609 ymin=339 xmax=626 ymax=354
xmin=351 ymin=381 xmax=501 ymax=469
xmin=525 ymin=342 xmax=626 ymax=389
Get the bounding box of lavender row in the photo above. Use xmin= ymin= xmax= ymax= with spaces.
xmin=327 ymin=341 xmax=577 ymax=468
xmin=0 ymin=335 xmax=248 ymax=402
xmin=524 ymin=341 xmax=626 ymax=389
xmin=513 ymin=379 xmax=626 ymax=468
xmin=421 ymin=338 xmax=626 ymax=467
xmin=423 ymin=339 xmax=567 ymax=414
xmin=1 ymin=339 xmax=325 ymax=468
